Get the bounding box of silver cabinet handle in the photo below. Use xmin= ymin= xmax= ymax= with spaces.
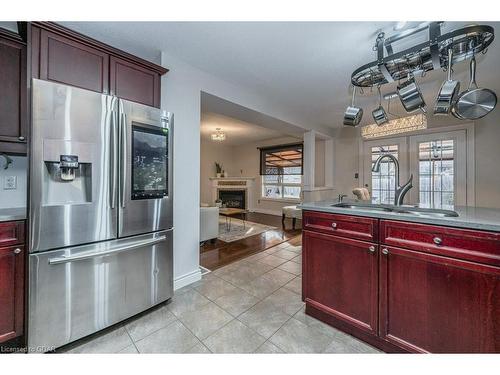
xmin=18 ymin=136 xmax=25 ymax=141
xmin=382 ymin=248 xmax=389 ymax=255
xmin=14 ymin=248 xmax=21 ymax=254
xmin=433 ymin=237 xmax=443 ymax=245
xmin=48 ymin=235 xmax=166 ymax=265
xmin=368 ymin=245 xmax=376 ymax=254
xmin=331 ymin=222 xmax=337 ymax=229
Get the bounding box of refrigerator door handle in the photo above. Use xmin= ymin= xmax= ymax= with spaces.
xmin=110 ymin=109 xmax=118 ymax=209
xmin=48 ymin=235 xmax=167 ymax=265
xmin=120 ymin=112 xmax=127 ymax=208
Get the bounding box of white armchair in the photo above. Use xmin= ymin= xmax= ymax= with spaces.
xmin=200 ymin=206 xmax=219 ymax=243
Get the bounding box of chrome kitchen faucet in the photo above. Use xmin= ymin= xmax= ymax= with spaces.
xmin=371 ymin=153 xmax=413 ymax=206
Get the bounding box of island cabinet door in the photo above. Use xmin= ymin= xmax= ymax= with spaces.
xmin=379 ymin=245 xmax=500 ymax=353
xmin=303 ymin=230 xmax=378 ymax=335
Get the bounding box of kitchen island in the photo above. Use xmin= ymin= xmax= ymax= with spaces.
xmin=300 ymin=200 xmax=500 ymax=353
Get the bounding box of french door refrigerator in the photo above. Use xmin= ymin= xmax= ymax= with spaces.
xmin=28 ymin=79 xmax=173 ymax=350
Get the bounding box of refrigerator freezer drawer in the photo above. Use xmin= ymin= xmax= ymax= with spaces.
xmin=28 ymin=230 xmax=173 ymax=350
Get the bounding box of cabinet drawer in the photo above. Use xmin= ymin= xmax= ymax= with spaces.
xmin=0 ymin=221 xmax=25 ymax=247
xmin=303 ymin=211 xmax=378 ymax=242
xmin=380 ymin=220 xmax=500 ymax=266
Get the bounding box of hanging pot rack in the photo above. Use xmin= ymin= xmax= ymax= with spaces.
xmin=351 ymin=22 xmax=494 ymax=88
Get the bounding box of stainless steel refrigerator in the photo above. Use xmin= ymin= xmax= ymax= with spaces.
xmin=28 ymin=79 xmax=174 ymax=350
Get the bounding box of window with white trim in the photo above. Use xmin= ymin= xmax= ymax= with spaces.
xmin=260 ymin=143 xmax=303 ymax=200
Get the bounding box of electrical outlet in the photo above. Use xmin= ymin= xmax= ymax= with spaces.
xmin=4 ymin=176 xmax=17 ymax=190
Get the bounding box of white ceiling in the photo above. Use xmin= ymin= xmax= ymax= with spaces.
xmin=201 ymin=112 xmax=299 ymax=146
xmin=61 ymin=21 xmax=500 ymax=129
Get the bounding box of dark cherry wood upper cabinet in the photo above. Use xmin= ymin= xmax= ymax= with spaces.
xmin=110 ymin=56 xmax=161 ymax=108
xmin=303 ymin=230 xmax=379 ymax=335
xmin=39 ymin=29 xmax=109 ymax=93
xmin=0 ymin=30 xmax=27 ymax=154
xmin=0 ymin=244 xmax=24 ymax=344
xmin=379 ymin=245 xmax=500 ymax=353
xmin=31 ymin=22 xmax=168 ymax=108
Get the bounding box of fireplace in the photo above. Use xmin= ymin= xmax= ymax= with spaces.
xmin=218 ymin=189 xmax=246 ymax=209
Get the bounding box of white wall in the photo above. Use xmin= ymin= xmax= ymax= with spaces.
xmin=199 ymin=136 xmax=302 ymax=216
xmin=160 ymin=52 xmax=317 ymax=289
xmin=333 ymin=127 xmax=360 ymax=198
xmin=0 ymin=156 xmax=27 ymax=209
xmin=314 ymin=139 xmax=325 ymax=187
xmin=200 ymin=139 xmax=236 ymax=205
xmin=232 ymin=136 xmax=301 ymax=216
xmin=332 ymin=114 xmax=500 ymax=208
xmin=474 ymin=109 xmax=500 ymax=208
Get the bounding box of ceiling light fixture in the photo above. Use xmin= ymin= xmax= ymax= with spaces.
xmin=211 ymin=128 xmax=226 ymax=141
xmin=393 ymin=21 xmax=408 ymax=31
xmin=361 ymin=114 xmax=427 ymax=139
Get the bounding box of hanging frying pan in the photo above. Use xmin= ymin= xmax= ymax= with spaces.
xmin=434 ymin=48 xmax=460 ymax=115
xmin=452 ymin=56 xmax=497 ymax=120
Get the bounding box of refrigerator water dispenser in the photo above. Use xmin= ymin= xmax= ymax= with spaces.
xmin=42 ymin=139 xmax=94 ymax=206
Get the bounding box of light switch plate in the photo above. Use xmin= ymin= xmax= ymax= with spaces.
xmin=4 ymin=176 xmax=17 ymax=190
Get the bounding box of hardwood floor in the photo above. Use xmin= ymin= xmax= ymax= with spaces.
xmin=200 ymin=212 xmax=302 ymax=270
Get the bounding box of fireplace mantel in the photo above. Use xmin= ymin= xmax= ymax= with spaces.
xmin=210 ymin=177 xmax=256 ymax=210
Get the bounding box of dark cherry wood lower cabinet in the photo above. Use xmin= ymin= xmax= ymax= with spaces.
xmin=303 ymin=230 xmax=378 ymax=335
xmin=379 ymin=245 xmax=500 ymax=353
xmin=0 ymin=245 xmax=24 ymax=344
xmin=303 ymin=211 xmax=500 ymax=353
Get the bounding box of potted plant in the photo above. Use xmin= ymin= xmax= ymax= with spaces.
xmin=215 ymin=162 xmax=223 ymax=178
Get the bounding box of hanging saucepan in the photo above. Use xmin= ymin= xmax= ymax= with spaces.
xmin=452 ymin=56 xmax=497 ymax=120
xmin=372 ymin=86 xmax=389 ymax=125
xmin=434 ymin=48 xmax=461 ymax=115
xmin=343 ymin=86 xmax=363 ymax=126
xmin=397 ymin=73 xmax=427 ymax=113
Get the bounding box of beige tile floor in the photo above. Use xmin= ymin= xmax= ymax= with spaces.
xmin=59 ymin=240 xmax=381 ymax=354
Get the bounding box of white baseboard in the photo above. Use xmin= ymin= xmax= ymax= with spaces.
xmin=174 ymin=268 xmax=202 ymax=290
xmin=250 ymin=208 xmax=282 ymax=217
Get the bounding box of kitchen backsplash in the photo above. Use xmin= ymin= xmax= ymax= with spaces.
xmin=0 ymin=155 xmax=27 ymax=209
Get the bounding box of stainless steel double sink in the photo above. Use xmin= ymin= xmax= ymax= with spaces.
xmin=331 ymin=202 xmax=459 ymax=218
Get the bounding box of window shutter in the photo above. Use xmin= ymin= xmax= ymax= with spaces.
xmin=259 ymin=143 xmax=303 ymax=176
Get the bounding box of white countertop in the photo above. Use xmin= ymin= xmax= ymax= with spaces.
xmin=299 ymin=200 xmax=500 ymax=232
xmin=0 ymin=207 xmax=27 ymax=222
